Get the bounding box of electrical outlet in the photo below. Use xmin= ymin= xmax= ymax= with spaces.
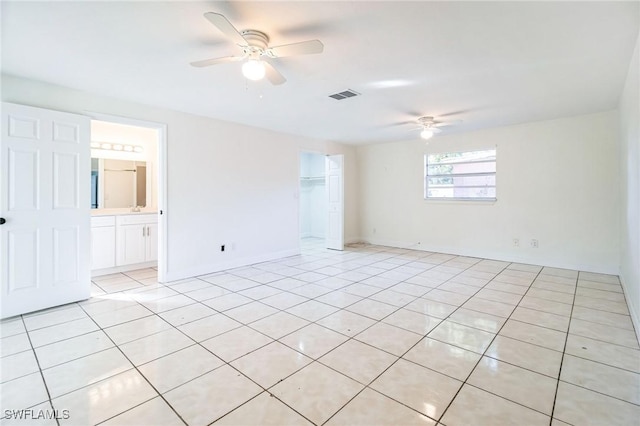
xmin=513 ymin=238 xmax=520 ymax=247
xmin=530 ymin=239 xmax=539 ymax=248
xmin=373 ymin=227 xmax=377 ymax=234
xmin=221 ymin=244 xmax=225 ymax=252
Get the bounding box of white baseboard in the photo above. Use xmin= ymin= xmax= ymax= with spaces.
xmin=362 ymin=237 xmax=620 ymax=275
xmin=164 ymin=248 xmax=301 ymax=283
xmin=619 ymin=273 xmax=640 ymax=345
xmin=163 ymin=238 xmax=365 ymax=282
xmin=345 ymin=237 xmax=363 ymax=245
xmin=358 ymin=237 xmax=639 ymax=342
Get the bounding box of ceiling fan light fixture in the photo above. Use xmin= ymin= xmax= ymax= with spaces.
xmin=242 ymin=59 xmax=266 ymax=81
xmin=420 ymin=128 xmax=434 ymax=140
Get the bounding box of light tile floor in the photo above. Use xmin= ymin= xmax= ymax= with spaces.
xmin=2 ymin=239 xmax=639 ymax=425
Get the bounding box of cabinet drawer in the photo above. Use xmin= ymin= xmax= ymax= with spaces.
xmin=91 ymin=216 xmax=115 ymax=227
xmin=116 ymin=214 xmax=158 ymax=226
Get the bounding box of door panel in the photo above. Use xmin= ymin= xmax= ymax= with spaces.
xmin=8 ymin=230 xmax=38 ymax=292
xmin=325 ymin=155 xmax=344 ymax=251
xmin=53 ymin=152 xmax=79 ymax=209
xmin=1 ymin=102 xmax=91 ymax=319
xmin=9 ymin=148 xmax=39 ymax=211
xmin=53 ymin=121 xmax=80 ymax=144
xmin=53 ymin=227 xmax=79 ymax=285
xmin=8 ymin=115 xmax=40 ymax=139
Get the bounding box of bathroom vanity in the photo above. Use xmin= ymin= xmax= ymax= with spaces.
xmin=91 ymin=210 xmax=158 ymax=276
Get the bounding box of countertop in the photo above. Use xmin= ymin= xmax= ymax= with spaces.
xmin=91 ymin=208 xmax=158 ymax=216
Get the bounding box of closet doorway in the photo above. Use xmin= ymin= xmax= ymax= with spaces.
xmin=298 ymin=151 xmax=344 ymax=251
xmin=299 ymin=152 xmax=327 ymax=243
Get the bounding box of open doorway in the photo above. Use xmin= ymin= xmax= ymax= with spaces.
xmin=299 ymin=152 xmax=327 ymax=246
xmin=299 ymin=152 xmax=345 ymax=251
xmin=89 ymin=114 xmax=167 ymax=282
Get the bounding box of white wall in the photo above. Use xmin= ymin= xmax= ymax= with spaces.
xmin=358 ymin=111 xmax=621 ymax=274
xmin=619 ymin=31 xmax=640 ymax=334
xmin=1 ymin=74 xmax=358 ymax=281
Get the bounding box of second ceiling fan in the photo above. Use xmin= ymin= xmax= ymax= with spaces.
xmin=191 ymin=12 xmax=324 ymax=85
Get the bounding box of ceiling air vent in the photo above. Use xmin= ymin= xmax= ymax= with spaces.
xmin=329 ymin=89 xmax=360 ymax=100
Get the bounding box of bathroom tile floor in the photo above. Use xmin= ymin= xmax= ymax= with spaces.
xmin=1 ymin=239 xmax=639 ymax=425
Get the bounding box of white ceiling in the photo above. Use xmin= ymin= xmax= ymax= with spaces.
xmin=2 ymin=1 xmax=638 ymax=145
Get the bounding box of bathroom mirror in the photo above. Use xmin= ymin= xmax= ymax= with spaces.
xmin=91 ymin=158 xmax=147 ymax=209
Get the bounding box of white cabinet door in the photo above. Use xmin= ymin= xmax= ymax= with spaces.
xmin=1 ymin=102 xmax=91 ymax=319
xmin=116 ymin=224 xmax=146 ymax=266
xmin=325 ymin=155 xmax=344 ymax=251
xmin=145 ymin=223 xmax=158 ymax=262
xmin=91 ymin=226 xmax=116 ymax=269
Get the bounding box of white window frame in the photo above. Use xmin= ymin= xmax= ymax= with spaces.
xmin=424 ymin=148 xmax=497 ymax=201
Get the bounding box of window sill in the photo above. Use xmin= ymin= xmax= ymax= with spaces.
xmin=424 ymin=198 xmax=497 ymax=205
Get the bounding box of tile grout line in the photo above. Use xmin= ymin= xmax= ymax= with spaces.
xmin=320 ymin=256 xmax=508 ymax=425
xmin=6 ymin=250 xmax=484 ymax=426
xmin=73 ymin=302 xmax=190 ymax=426
xmin=97 ymin=260 xmax=640 ymax=422
xmin=554 ymin=379 xmax=640 ymax=408
xmin=400 ymin=270 xmax=638 ymax=380
xmin=204 ymin=244 xmax=426 ymax=425
xmin=18 ymin=315 xmax=60 ymax=426
xmin=84 ymin=275 xmax=324 ymax=426
xmin=6 ymin=244 xmax=636 ymax=425
xmin=325 ymin=285 xmax=481 ymax=422
xmin=23 ymin=256 xmax=624 ymax=333
xmin=235 ymin=248 xmax=482 ymax=425
xmin=548 ymin=270 xmax=581 ymax=425
xmin=92 ymin=271 xmax=352 ymax=425
xmin=316 ymin=250 xmax=633 ymax=418
xmin=99 ymin=264 xmax=638 ymax=365
xmin=435 ymin=262 xmax=549 ymax=424
xmin=79 ymin=270 xmax=291 ymax=424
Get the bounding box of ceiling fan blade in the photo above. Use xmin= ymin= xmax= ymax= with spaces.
xmin=190 ymin=55 xmax=244 ymax=68
xmin=204 ymin=12 xmax=247 ymax=47
xmin=263 ymin=61 xmax=286 ymax=85
xmin=391 ymin=120 xmax=416 ymax=127
xmin=269 ymin=40 xmax=324 ymax=57
xmin=434 ymin=120 xmax=462 ymax=128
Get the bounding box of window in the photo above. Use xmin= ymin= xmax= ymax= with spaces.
xmin=425 ymin=149 xmax=496 ymax=200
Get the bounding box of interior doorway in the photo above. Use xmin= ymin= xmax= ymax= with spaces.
xmin=89 ymin=113 xmax=168 ymax=282
xmin=299 ymin=152 xmax=327 ymax=242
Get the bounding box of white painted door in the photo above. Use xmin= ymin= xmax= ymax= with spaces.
xmin=325 ymin=155 xmax=344 ymax=251
xmin=1 ymin=102 xmax=91 ymax=319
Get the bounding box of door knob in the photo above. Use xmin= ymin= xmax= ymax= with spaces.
xmin=0 ymin=218 xmax=5 ymax=225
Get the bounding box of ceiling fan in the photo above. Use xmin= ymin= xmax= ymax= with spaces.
xmin=191 ymin=12 xmax=324 ymax=85
xmin=416 ymin=116 xmax=460 ymax=140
